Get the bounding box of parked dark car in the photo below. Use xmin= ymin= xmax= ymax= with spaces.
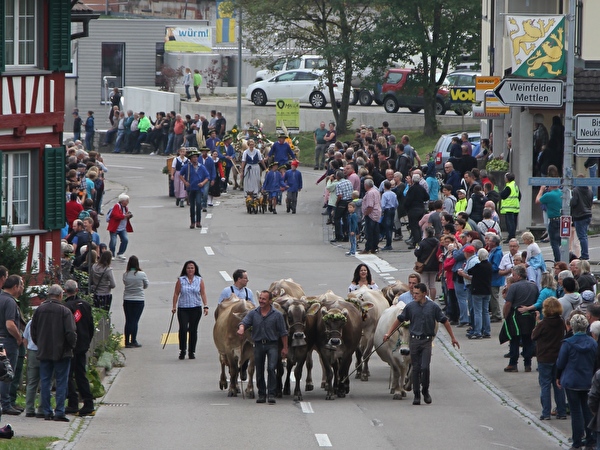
xmin=381 ymin=68 xmax=451 ymax=115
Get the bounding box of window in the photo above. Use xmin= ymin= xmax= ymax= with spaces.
xmin=2 ymin=152 xmax=31 ymax=228
xmin=5 ymin=0 xmax=37 ymax=67
xmin=101 ymin=43 xmax=125 ymax=102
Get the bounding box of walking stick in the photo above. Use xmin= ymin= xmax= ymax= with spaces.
xmin=162 ymin=311 xmax=175 ymax=349
xmin=341 ymin=322 xmax=403 ymax=384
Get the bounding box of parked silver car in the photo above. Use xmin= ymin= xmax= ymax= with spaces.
xmin=433 ymin=131 xmax=481 ymax=171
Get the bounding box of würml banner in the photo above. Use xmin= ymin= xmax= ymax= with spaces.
xmin=165 ymin=27 xmax=212 ymax=52
xmin=505 ymin=15 xmax=565 ymax=78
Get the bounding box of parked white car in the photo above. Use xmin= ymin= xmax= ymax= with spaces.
xmin=254 ymin=55 xmax=327 ymax=81
xmin=246 ymin=70 xmax=342 ymax=109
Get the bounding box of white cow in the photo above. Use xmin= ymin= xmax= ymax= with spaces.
xmin=347 ymin=286 xmax=389 ymax=381
xmin=374 ymin=302 xmax=412 ymax=399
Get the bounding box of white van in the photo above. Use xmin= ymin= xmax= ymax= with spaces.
xmin=254 ymin=55 xmax=327 ymax=82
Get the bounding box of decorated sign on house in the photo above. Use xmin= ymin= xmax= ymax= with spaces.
xmin=506 ymin=15 xmax=565 ymax=78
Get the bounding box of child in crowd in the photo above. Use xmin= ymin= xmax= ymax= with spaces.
xmin=346 ymin=202 xmax=358 ymax=256
xmin=454 ymin=189 xmax=467 ymax=216
xmin=262 ymin=162 xmax=286 ymax=214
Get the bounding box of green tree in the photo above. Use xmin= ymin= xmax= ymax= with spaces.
xmin=368 ymin=0 xmax=481 ymax=136
xmin=240 ymin=0 xmax=375 ymax=134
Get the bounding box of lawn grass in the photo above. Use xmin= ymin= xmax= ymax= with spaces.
xmin=0 ymin=436 xmax=59 ymax=449
xmin=294 ymin=126 xmax=479 ymax=166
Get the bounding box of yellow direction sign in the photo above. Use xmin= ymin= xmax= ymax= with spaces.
xmin=275 ymin=99 xmax=300 ymax=133
xmin=476 ymin=76 xmax=501 ymax=102
xmin=484 ymin=90 xmax=510 ymax=114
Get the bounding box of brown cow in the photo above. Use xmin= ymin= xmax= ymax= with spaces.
xmin=374 ymin=302 xmax=412 ymax=399
xmin=310 ymin=298 xmax=362 ymax=400
xmin=213 ymin=295 xmax=256 ymax=398
xmin=275 ymin=295 xmax=315 ymax=401
xmin=268 ymin=278 xmax=305 ymax=299
xmin=347 ymin=286 xmax=389 ymax=381
xmin=381 ymin=281 xmax=410 ymax=306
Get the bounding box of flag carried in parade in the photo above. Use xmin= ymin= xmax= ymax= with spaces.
xmin=506 ymin=15 xmax=566 ymax=78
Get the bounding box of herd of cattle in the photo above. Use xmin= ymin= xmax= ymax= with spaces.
xmin=212 ymin=279 xmax=418 ymax=402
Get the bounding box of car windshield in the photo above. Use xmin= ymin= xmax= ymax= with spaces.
xmin=273 ymin=72 xmax=297 ymax=82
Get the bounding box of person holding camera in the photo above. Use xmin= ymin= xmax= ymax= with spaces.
xmin=107 ymin=193 xmax=133 ymax=260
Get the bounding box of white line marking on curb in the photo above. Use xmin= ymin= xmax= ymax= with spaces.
xmin=201 ymin=227 xmax=207 ymax=234
xmin=315 ymin=434 xmax=331 ymax=447
xmin=300 ymin=402 xmax=313 ymax=413
xmin=205 ymin=247 xmax=214 ymax=255
xmin=220 ymin=271 xmax=232 ymax=282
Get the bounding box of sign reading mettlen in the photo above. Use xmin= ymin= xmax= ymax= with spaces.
xmin=494 ymin=79 xmax=563 ymax=107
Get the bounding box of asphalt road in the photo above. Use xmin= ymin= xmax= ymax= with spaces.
xmin=15 ymin=154 xmax=582 ymax=449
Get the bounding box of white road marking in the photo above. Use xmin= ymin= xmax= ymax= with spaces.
xmin=215 ymin=202 xmax=220 ymax=206
xmin=315 ymin=434 xmax=332 ymax=447
xmin=201 ymin=227 xmax=208 ymax=234
xmin=300 ymin=402 xmax=313 ymax=413
xmin=480 ymin=425 xmax=494 ymax=431
xmin=138 ymin=205 xmax=164 ymax=208
xmin=109 ymin=165 xmax=145 ymax=169
xmin=220 ymin=271 xmax=232 ymax=282
xmin=205 ymin=247 xmax=214 ymax=255
xmin=206 ymin=214 xmax=213 ymax=219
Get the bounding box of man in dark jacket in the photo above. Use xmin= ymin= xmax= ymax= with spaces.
xmin=570 ymin=178 xmax=593 ymax=260
xmin=404 ymin=173 xmax=430 ymax=248
xmin=64 ymin=280 xmax=95 ymax=417
xmin=502 ymin=266 xmax=539 ymax=373
xmin=31 ymin=285 xmax=77 ymax=422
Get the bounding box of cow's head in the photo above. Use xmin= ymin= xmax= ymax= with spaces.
xmin=321 ymin=307 xmax=348 ymax=349
xmin=285 ymin=300 xmax=309 ymax=347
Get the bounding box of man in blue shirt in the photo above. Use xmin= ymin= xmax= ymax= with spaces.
xmin=206 ymin=129 xmax=220 ymax=152
xmin=218 ymin=269 xmax=256 ymax=306
xmin=238 ymin=290 xmax=288 ymax=404
xmin=268 ymin=134 xmax=296 ymax=167
xmin=199 ymin=147 xmax=216 ymax=212
xmin=179 ymin=151 xmax=210 ymax=229
xmin=284 ymin=160 xmax=303 ymax=214
xmin=536 ymin=184 xmax=563 ymax=262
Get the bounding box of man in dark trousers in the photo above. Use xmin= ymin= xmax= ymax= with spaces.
xmin=64 ymin=280 xmax=95 ymax=416
xmin=383 ymin=283 xmax=460 ymax=405
xmin=0 ymin=275 xmax=23 ymax=416
xmin=237 ymin=290 xmax=288 ymax=404
xmin=31 ymin=284 xmax=77 ymax=422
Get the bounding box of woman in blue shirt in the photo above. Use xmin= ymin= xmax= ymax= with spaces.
xmin=171 ymin=261 xmax=209 ymax=360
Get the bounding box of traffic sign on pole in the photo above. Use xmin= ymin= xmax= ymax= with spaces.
xmin=573 ymin=177 xmax=600 ymax=187
xmin=575 ymin=114 xmax=600 ymax=141
xmin=528 ymin=177 xmax=562 ymax=186
xmin=494 ymin=79 xmax=563 ymax=107
xmin=575 ymin=144 xmax=600 ymax=156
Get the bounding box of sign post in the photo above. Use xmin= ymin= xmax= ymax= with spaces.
xmin=493 ymin=78 xmax=564 ymax=107
xmin=275 ymin=99 xmax=300 ymax=133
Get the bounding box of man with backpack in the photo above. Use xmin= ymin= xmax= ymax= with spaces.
xmin=477 ymin=208 xmax=501 ymax=237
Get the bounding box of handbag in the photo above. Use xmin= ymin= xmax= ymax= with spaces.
xmin=89 ymin=267 xmax=108 ymax=295
xmin=413 ymin=246 xmax=438 ymax=274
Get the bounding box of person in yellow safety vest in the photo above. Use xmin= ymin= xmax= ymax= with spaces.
xmin=500 ymin=173 xmax=521 ymax=243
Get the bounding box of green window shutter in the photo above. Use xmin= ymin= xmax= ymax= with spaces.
xmin=0 ymin=0 xmax=5 ymax=73
xmin=48 ymin=0 xmax=71 ymax=72
xmin=43 ymin=146 xmax=66 ymax=230
xmin=0 ymin=151 xmax=3 ymax=231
